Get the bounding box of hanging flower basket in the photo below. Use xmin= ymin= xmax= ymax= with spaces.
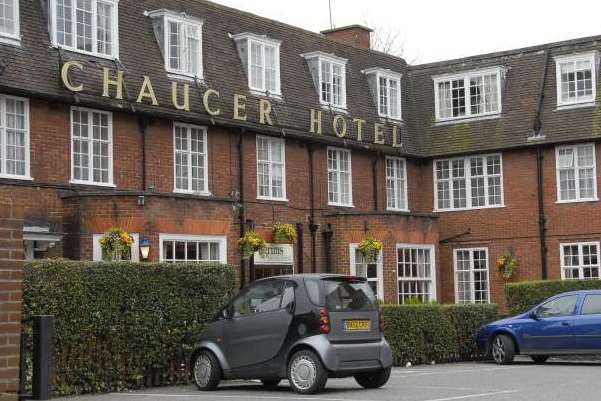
xmin=273 ymin=223 xmax=297 ymax=244
xmin=99 ymin=228 xmax=134 ymax=261
xmin=238 ymin=229 xmax=267 ymax=260
xmin=496 ymin=253 xmax=518 ymax=280
xmin=357 ymin=235 xmax=383 ymax=263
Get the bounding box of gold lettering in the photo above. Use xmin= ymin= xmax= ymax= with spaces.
xmin=61 ymin=61 xmax=84 ymax=92
xmin=102 ymin=68 xmax=123 ymax=99
xmin=353 ymin=118 xmax=366 ymax=142
xmin=310 ymin=109 xmax=322 ymax=135
xmin=259 ymin=99 xmax=273 ymax=125
xmin=203 ymin=89 xmax=221 ymax=116
xmin=171 ymin=81 xmax=190 ymax=111
xmin=374 ymin=123 xmax=385 ymax=144
xmin=392 ymin=125 xmax=402 ymax=148
xmin=233 ymin=94 xmax=247 ymax=121
xmin=333 ymin=115 xmax=347 ymax=138
xmin=136 ymin=76 xmax=159 ymax=105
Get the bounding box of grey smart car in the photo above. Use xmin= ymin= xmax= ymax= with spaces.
xmin=190 ymin=274 xmax=393 ymax=394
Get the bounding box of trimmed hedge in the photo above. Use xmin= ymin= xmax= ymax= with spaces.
xmin=382 ymin=304 xmax=498 ymax=366
xmin=22 ymin=260 xmax=236 ymax=396
xmin=505 ymin=279 xmax=601 ymax=314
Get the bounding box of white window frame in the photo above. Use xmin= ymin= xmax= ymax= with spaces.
xmin=433 ymin=67 xmax=503 ymax=122
xmin=256 ymin=135 xmax=286 ymax=201
xmin=363 ymin=68 xmax=403 ymax=120
xmin=92 ymin=233 xmax=139 ymax=262
xmin=555 ymin=52 xmax=598 ymax=108
xmin=302 ymin=52 xmax=348 ymax=110
xmin=560 ymin=242 xmax=601 ymax=280
xmin=386 ymin=156 xmax=408 ymax=212
xmin=49 ymin=0 xmax=120 ymax=59
xmin=232 ymin=33 xmax=281 ymax=96
xmin=159 ymin=234 xmax=227 ymax=264
xmin=173 ymin=123 xmax=209 ymax=195
xmin=70 ymin=106 xmax=114 ymax=187
xmin=453 ymin=248 xmax=490 ymax=304
xmin=396 ymin=243 xmax=437 ymax=304
xmin=433 ymin=153 xmax=504 ymax=212
xmin=349 ymin=244 xmax=384 ymax=301
xmin=327 ymin=146 xmax=353 ymax=207
xmin=0 ymin=95 xmax=31 ymax=180
xmin=555 ymin=143 xmax=598 ymax=203
xmin=0 ymin=0 xmax=20 ymax=45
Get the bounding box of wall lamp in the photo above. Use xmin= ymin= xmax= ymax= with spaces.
xmin=139 ymin=238 xmax=150 ymax=261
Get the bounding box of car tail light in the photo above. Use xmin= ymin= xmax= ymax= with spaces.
xmin=319 ymin=308 xmax=330 ymax=334
xmin=378 ymin=308 xmax=384 ymax=332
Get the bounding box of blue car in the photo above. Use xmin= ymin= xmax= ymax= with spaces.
xmin=478 ymin=290 xmax=601 ymax=364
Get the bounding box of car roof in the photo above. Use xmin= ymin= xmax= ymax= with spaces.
xmin=253 ymin=273 xmax=363 ymax=284
xmin=551 ymin=289 xmax=601 ymax=297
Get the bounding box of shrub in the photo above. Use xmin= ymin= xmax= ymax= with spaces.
xmin=382 ymin=304 xmax=498 ymax=366
xmin=505 ymin=279 xmax=601 ymax=315
xmin=22 ymin=260 xmax=236 ymax=396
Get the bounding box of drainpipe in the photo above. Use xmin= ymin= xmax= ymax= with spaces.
xmin=137 ymin=117 xmax=150 ymax=191
xmin=537 ymin=147 xmax=548 ymax=279
xmin=322 ymin=224 xmax=333 ymax=273
xmin=296 ymin=222 xmax=304 ymax=274
xmin=308 ymin=144 xmax=318 ymax=273
xmin=238 ymin=132 xmax=246 ymax=288
xmin=372 ymin=153 xmax=379 ymax=211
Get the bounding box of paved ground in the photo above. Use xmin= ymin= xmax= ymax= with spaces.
xmin=65 ymin=357 xmax=600 ymax=401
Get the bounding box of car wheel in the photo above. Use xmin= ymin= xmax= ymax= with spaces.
xmin=261 ymin=379 xmax=281 ymax=388
xmin=531 ymin=355 xmax=549 ymax=364
xmin=354 ymin=367 xmax=392 ymax=389
xmin=192 ymin=350 xmax=221 ymax=391
xmin=491 ymin=334 xmax=515 ymax=365
xmin=287 ymin=350 xmax=328 ymax=394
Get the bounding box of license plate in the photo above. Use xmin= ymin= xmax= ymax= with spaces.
xmin=344 ymin=319 xmax=370 ymax=332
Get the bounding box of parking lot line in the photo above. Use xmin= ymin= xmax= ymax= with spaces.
xmin=392 ymin=365 xmax=528 ymax=377
xmin=117 ymin=393 xmax=377 ymax=401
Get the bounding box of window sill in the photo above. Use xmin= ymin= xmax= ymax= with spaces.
xmin=328 ymin=202 xmax=355 ymax=208
xmin=249 ymin=89 xmax=283 ymax=101
xmin=434 ymin=113 xmax=501 ymax=126
xmin=555 ymin=102 xmax=597 ymax=111
xmin=166 ymin=72 xmax=204 ymax=82
xmin=257 ymin=196 xmax=288 ymax=202
xmin=70 ymin=180 xmax=116 ymax=188
xmin=320 ymin=103 xmax=348 ymax=114
xmin=173 ymin=189 xmax=212 ymax=197
xmin=378 ymin=114 xmax=404 ymax=123
xmin=556 ymin=198 xmax=599 ymax=205
xmin=0 ymin=34 xmax=21 ymax=47
xmin=386 ymin=207 xmax=410 ymax=213
xmin=0 ymin=175 xmax=33 ymax=181
xmin=433 ymin=204 xmax=505 ymax=213
xmin=52 ymin=44 xmax=118 ymax=61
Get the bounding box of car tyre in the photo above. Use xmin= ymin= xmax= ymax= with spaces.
xmin=491 ymin=334 xmax=515 ymax=365
xmin=531 ymin=355 xmax=549 ymax=364
xmin=354 ymin=367 xmax=392 ymax=389
xmin=261 ymin=379 xmax=281 ymax=388
xmin=287 ymin=350 xmax=328 ymax=394
xmin=192 ymin=350 xmax=221 ymax=391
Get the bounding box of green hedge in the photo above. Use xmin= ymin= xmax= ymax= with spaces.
xmin=382 ymin=304 xmax=498 ymax=366
xmin=22 ymin=260 xmax=236 ymax=396
xmin=505 ymin=279 xmax=601 ymax=315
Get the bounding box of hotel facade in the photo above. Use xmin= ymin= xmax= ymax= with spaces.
xmin=0 ymin=0 xmax=600 ymax=306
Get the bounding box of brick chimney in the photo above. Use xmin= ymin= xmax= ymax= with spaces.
xmin=321 ymin=25 xmax=373 ymax=50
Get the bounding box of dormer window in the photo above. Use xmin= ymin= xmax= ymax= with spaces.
xmin=433 ymin=67 xmax=503 ymax=122
xmin=364 ymin=68 xmax=402 ymax=120
xmin=50 ymin=0 xmax=119 ymax=59
xmin=555 ymin=52 xmax=598 ymax=107
xmin=303 ymin=52 xmax=347 ymax=110
xmin=232 ymin=33 xmax=281 ymax=96
xmin=147 ymin=9 xmax=203 ymax=79
xmin=0 ymin=0 xmax=19 ymax=45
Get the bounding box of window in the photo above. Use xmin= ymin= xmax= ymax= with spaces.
xmin=173 ymin=124 xmax=208 ymax=194
xmin=386 ymin=157 xmax=408 ymax=211
xmin=537 ymin=295 xmax=578 ymax=318
xmin=50 ymin=0 xmax=119 ymax=58
xmin=434 ymin=154 xmax=503 ymax=211
xmin=454 ymin=248 xmax=489 ymax=304
xmin=555 ymin=52 xmax=597 ymax=107
xmin=561 ymin=242 xmax=600 ymax=280
xmin=92 ymin=233 xmax=139 ymax=262
xmin=159 ymin=234 xmax=226 ymax=263
xmin=0 ymin=0 xmax=19 ymax=44
xmin=433 ymin=68 xmax=502 ymax=121
xmin=350 ymin=245 xmax=382 ymax=300
xmin=233 ymin=33 xmax=281 ymax=95
xmin=364 ymin=68 xmax=402 ymax=120
xmin=397 ymin=245 xmax=436 ymax=304
xmin=231 ymin=280 xmax=286 ymax=317
xmin=256 ymin=135 xmax=285 ymax=200
xmin=70 ymin=107 xmax=113 ymax=186
xmin=582 ymin=295 xmax=601 ymax=315
xmin=556 ymin=144 xmax=597 ymax=202
xmin=303 ymin=52 xmax=348 ymax=109
xmin=0 ymin=95 xmax=29 ymax=179
xmin=327 ymin=147 xmax=352 ymax=206
xmin=148 ymin=10 xmax=203 ymax=78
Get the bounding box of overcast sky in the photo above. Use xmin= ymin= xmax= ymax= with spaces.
xmin=211 ymin=0 xmax=601 ymax=64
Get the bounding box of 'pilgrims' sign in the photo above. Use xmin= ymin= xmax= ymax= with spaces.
xmin=254 ymin=244 xmax=294 ymax=266
xmin=60 ymin=62 xmax=403 ymax=148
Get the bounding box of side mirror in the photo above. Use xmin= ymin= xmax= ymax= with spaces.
xmin=285 ymin=301 xmax=296 ymax=314
xmin=528 ymin=311 xmax=539 ymax=320
xmin=221 ymin=307 xmax=231 ymax=320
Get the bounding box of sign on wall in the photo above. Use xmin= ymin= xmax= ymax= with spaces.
xmin=254 ymin=244 xmax=294 ymax=266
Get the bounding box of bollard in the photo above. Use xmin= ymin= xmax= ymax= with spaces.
xmin=32 ymin=316 xmax=53 ymax=400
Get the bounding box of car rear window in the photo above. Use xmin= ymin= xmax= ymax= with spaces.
xmin=322 ymin=278 xmax=377 ymax=312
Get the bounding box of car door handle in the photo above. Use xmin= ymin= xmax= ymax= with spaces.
xmin=561 ymin=322 xmax=571 ymax=326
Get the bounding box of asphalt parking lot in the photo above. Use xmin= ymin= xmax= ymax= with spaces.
xmin=65 ymin=358 xmax=600 ymax=401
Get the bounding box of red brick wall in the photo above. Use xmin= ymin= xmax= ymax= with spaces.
xmin=0 ymin=203 xmax=23 ymax=401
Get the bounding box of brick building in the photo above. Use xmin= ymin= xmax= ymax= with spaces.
xmin=0 ymin=0 xmax=599 ymax=308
